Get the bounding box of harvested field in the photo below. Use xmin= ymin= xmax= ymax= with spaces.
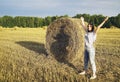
xmin=0 ymin=27 xmax=120 ymax=82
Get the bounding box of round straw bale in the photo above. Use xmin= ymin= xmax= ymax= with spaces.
xmin=46 ymin=17 xmax=84 ymax=63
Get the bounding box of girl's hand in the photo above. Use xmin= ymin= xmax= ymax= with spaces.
xmin=104 ymin=16 xmax=109 ymax=22
xmin=80 ymin=17 xmax=84 ymax=21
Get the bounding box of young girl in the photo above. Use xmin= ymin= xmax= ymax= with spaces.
xmin=79 ymin=16 xmax=109 ymax=79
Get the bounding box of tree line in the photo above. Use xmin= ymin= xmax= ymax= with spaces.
xmin=0 ymin=14 xmax=119 ymax=28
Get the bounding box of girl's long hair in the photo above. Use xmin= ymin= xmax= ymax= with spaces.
xmin=87 ymin=23 xmax=94 ymax=32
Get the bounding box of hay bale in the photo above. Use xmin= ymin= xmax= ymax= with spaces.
xmin=46 ymin=17 xmax=84 ymax=63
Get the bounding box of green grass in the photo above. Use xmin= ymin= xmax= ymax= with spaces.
xmin=0 ymin=28 xmax=120 ymax=82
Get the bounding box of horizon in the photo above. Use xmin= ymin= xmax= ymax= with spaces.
xmin=0 ymin=13 xmax=119 ymax=18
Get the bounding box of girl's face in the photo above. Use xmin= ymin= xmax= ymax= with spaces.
xmin=87 ymin=24 xmax=93 ymax=31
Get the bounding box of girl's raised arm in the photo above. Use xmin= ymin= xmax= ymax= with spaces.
xmin=95 ymin=16 xmax=109 ymax=33
xmin=80 ymin=17 xmax=87 ymax=32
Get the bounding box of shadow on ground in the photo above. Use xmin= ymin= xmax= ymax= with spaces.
xmin=16 ymin=41 xmax=47 ymax=56
xmin=16 ymin=41 xmax=77 ymax=71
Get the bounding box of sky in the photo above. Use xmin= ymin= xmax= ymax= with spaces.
xmin=0 ymin=0 xmax=120 ymax=17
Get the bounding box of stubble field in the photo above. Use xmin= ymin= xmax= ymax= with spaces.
xmin=0 ymin=27 xmax=120 ymax=82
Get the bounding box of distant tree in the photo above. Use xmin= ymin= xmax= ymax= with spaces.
xmin=14 ymin=16 xmax=21 ymax=27
xmin=30 ymin=17 xmax=34 ymax=27
xmin=25 ymin=17 xmax=34 ymax=27
xmin=45 ymin=16 xmax=52 ymax=26
xmin=34 ymin=17 xmax=39 ymax=27
xmin=51 ymin=16 xmax=58 ymax=22
xmin=2 ymin=16 xmax=14 ymax=27
xmin=59 ymin=14 xmax=69 ymax=18
xmin=116 ymin=14 xmax=120 ymax=28
xmin=0 ymin=13 xmax=119 ymax=28
xmin=39 ymin=18 xmax=44 ymax=27
xmin=20 ymin=17 xmax=27 ymax=27
xmin=0 ymin=17 xmax=2 ymax=26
